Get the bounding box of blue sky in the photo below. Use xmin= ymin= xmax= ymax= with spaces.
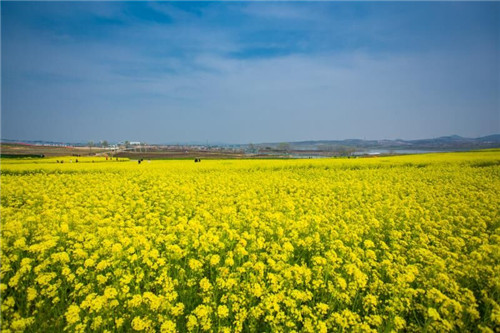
xmin=2 ymin=2 xmax=499 ymax=144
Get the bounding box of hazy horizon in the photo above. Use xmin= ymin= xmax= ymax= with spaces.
xmin=2 ymin=133 xmax=500 ymax=147
xmin=2 ymin=2 xmax=499 ymax=144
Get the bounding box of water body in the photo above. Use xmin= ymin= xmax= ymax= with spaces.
xmin=360 ymin=149 xmax=444 ymax=155
xmin=289 ymin=149 xmax=447 ymax=159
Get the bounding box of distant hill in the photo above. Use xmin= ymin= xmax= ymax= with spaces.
xmin=476 ymin=134 xmax=500 ymax=142
xmin=2 ymin=134 xmax=499 ymax=152
xmin=254 ymin=135 xmax=500 ymax=152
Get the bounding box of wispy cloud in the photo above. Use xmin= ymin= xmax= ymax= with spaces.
xmin=2 ymin=2 xmax=498 ymax=142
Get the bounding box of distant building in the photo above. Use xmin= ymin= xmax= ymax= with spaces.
xmin=129 ymin=142 xmax=141 ymax=145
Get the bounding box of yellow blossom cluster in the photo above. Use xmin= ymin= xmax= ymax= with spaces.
xmin=1 ymin=151 xmax=499 ymax=332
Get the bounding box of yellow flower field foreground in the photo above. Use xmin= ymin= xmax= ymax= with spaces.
xmin=1 ymin=151 xmax=499 ymax=332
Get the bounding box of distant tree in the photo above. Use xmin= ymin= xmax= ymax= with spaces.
xmin=318 ymin=144 xmax=335 ymax=152
xmin=88 ymin=141 xmax=94 ymax=154
xmin=278 ymin=142 xmax=290 ymax=153
xmin=248 ymin=143 xmax=256 ymax=153
xmin=336 ymin=146 xmax=347 ymax=156
xmin=336 ymin=146 xmax=356 ymax=157
xmin=124 ymin=141 xmax=131 ymax=149
xmin=101 ymin=140 xmax=109 ymax=148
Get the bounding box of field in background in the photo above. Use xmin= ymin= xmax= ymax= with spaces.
xmin=0 ymin=144 xmax=106 ymax=158
xmin=3 ymin=142 xmax=476 ymax=160
xmin=1 ymin=151 xmax=499 ymax=332
xmin=0 ymin=143 xmax=253 ymax=160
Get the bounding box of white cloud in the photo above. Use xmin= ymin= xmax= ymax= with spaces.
xmin=3 ymin=2 xmax=498 ymax=142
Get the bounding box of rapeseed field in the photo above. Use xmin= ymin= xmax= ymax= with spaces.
xmin=1 ymin=151 xmax=499 ymax=332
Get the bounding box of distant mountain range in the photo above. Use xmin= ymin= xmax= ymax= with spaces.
xmin=254 ymin=134 xmax=500 ymax=151
xmin=2 ymin=134 xmax=500 ymax=152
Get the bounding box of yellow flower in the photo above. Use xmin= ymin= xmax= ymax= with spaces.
xmin=188 ymin=259 xmax=203 ymax=271
xmin=84 ymin=258 xmax=95 ymax=268
xmin=11 ymin=317 xmax=35 ymax=331
xmin=27 ymin=287 xmax=38 ymax=302
xmin=316 ymin=303 xmax=329 ymax=315
xmin=131 ymin=316 xmax=148 ymax=331
xmin=112 ymin=243 xmax=123 ymax=253
xmin=104 ymin=287 xmax=118 ymax=299
xmin=337 ymin=277 xmax=347 ymax=290
xmin=143 ymin=292 xmax=162 ymax=311
xmin=160 ymin=320 xmax=177 ymax=333
xmin=171 ymin=303 xmax=185 ymax=316
xmin=252 ymin=283 xmax=263 ymax=298
xmin=128 ymin=295 xmax=142 ymax=308
xmin=209 ymin=254 xmax=220 ymax=266
xmin=115 ymin=318 xmax=124 ymax=328
xmin=428 ymin=307 xmax=441 ymax=321
xmin=199 ymin=278 xmax=212 ymax=292
xmin=363 ymin=294 xmax=378 ymax=311
xmin=91 ymin=316 xmax=103 ymax=330
xmin=394 ymin=316 xmax=406 ymax=330
xmin=60 ymin=223 xmax=69 ymax=233
xmin=65 ymin=305 xmax=81 ymax=325
xmin=186 ymin=315 xmax=198 ymax=331
xmin=283 ymin=242 xmax=294 ymax=252
xmin=217 ymin=305 xmax=229 ymax=318
xmin=2 ymin=152 xmax=499 ymax=332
